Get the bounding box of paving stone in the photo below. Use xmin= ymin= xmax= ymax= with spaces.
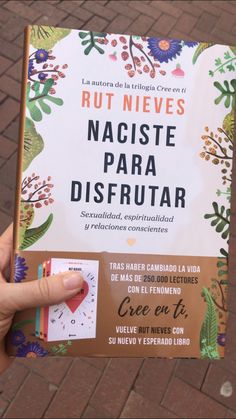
xmin=120 ymin=390 xmax=177 ymax=418
xmin=31 ymin=1 xmax=66 ymax=18
xmin=0 ymin=91 xmax=6 ymax=104
xmin=175 ymin=12 xmax=198 ymax=34
xmin=173 ymin=1 xmax=203 ymax=18
xmin=226 ymin=409 xmax=236 ymax=418
xmin=89 ymin=358 xmax=143 ymax=418
xmin=0 ymin=183 xmax=15 ymax=216
xmin=151 ymin=13 xmax=178 ymax=37
xmin=212 ymin=1 xmax=236 ymax=14
xmin=0 ymin=211 xmax=12 ymax=234
xmin=57 ymin=1 xmax=85 ymax=13
xmin=162 ymin=377 xmax=227 ymax=418
xmin=6 ymin=59 xmax=23 ymax=82
xmin=0 ymin=98 xmax=19 ymax=133
xmin=0 ymin=39 xmax=22 ymax=61
xmin=196 ymin=12 xmax=219 ymax=33
xmin=130 ymin=1 xmax=162 ymax=20
xmin=215 ymin=12 xmax=236 ymax=33
xmin=211 ymin=27 xmax=236 ymax=46
xmin=83 ymin=1 xmax=117 ymax=21
xmin=3 ymin=117 xmax=20 ymax=143
xmin=0 ymin=360 xmax=28 ymax=402
xmin=128 ymin=14 xmax=155 ymax=36
xmin=60 ymin=15 xmax=84 ymax=31
xmin=194 ymin=1 xmax=222 ymax=17
xmin=0 ymin=397 xmax=8 ymax=418
xmin=151 ymin=0 xmax=183 ymax=18
xmin=4 ymin=0 xmax=42 ymax=20
xmin=175 ymin=358 xmax=209 ymax=389
xmin=0 ymin=15 xmax=29 ymax=42
xmin=17 ymin=357 xmax=73 ymax=386
xmin=107 ymin=1 xmax=139 ymax=19
xmin=84 ymin=15 xmax=108 ymax=32
xmin=44 ymin=359 xmax=101 ymax=418
xmin=191 ymin=27 xmax=223 ymax=43
xmin=202 ymin=364 xmax=236 ymax=411
xmin=134 ymin=358 xmax=176 ymax=404
xmin=106 ymin=14 xmax=133 ymax=34
xmin=0 ymin=152 xmax=17 ymax=190
xmin=4 ymin=372 xmax=56 ymax=418
xmin=70 ymin=5 xmax=94 ymax=22
xmin=0 ymin=136 xmax=17 ymax=159
xmin=0 ymin=56 xmax=12 ymax=77
xmin=81 ymin=357 xmax=109 ymax=371
xmin=82 ymin=405 xmax=111 ymax=419
xmin=0 ymin=75 xmax=21 ymax=101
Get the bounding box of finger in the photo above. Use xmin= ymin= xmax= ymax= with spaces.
xmin=1 ymin=271 xmax=84 ymax=314
xmin=0 ymin=224 xmax=13 ymax=272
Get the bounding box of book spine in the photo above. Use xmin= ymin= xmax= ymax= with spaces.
xmin=11 ymin=26 xmax=31 ymax=280
xmin=43 ymin=259 xmax=52 ymax=341
xmin=35 ymin=263 xmax=43 ymax=337
xmin=39 ymin=261 xmax=46 ymax=339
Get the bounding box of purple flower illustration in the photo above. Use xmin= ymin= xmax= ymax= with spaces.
xmin=35 ymin=49 xmax=49 ymax=63
xmin=28 ymin=59 xmax=34 ymax=78
xmin=16 ymin=341 xmax=48 ymax=358
xmin=38 ymin=72 xmax=47 ymax=81
xmin=217 ymin=333 xmax=226 ymax=347
xmin=147 ymin=38 xmax=182 ymax=63
xmin=14 ymin=255 xmax=28 ymax=283
xmin=184 ymin=41 xmax=198 ymax=48
xmin=10 ymin=330 xmax=25 ymax=346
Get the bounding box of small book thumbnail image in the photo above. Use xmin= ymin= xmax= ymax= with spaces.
xmin=36 ymin=258 xmax=99 ymax=342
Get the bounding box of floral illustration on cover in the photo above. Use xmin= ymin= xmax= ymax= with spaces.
xmin=18 ymin=26 xmax=70 ymax=254
xmin=78 ymin=31 xmax=199 ymax=79
xmin=10 ymin=329 xmax=26 ymax=346
xmin=11 ymin=321 xmax=72 ymax=357
xmin=26 ymin=27 xmax=69 ymax=122
xmin=16 ymin=341 xmax=48 ymax=358
xmin=196 ymin=44 xmax=235 ymax=359
xmin=13 ymin=255 xmax=28 ymax=282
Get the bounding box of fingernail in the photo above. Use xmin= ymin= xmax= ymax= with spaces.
xmin=63 ymin=273 xmax=83 ymax=290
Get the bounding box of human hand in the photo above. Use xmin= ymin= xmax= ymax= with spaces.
xmin=0 ymin=224 xmax=83 ymax=373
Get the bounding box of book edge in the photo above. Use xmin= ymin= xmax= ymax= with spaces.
xmin=11 ymin=26 xmax=31 ymax=282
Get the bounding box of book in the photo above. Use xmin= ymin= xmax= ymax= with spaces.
xmin=8 ymin=25 xmax=234 ymax=358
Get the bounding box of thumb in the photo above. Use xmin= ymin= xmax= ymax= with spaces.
xmin=2 ymin=272 xmax=84 ymax=313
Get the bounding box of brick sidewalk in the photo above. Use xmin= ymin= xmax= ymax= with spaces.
xmin=1 ymin=0 xmax=236 ymax=418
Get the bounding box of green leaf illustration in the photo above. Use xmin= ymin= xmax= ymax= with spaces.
xmin=30 ymin=25 xmax=71 ymax=50
xmin=20 ymin=213 xmax=53 ymax=250
xmin=230 ymin=46 xmax=236 ymax=56
xmin=204 ymin=202 xmax=230 ymax=240
xmin=78 ymin=31 xmax=107 ymax=55
xmin=214 ymin=79 xmax=236 ymax=109
xmin=223 ymin=111 xmax=235 ymax=140
xmin=23 ymin=118 xmax=44 ymax=170
xmin=215 ymin=57 xmax=222 ymax=66
xmin=200 ymin=287 xmax=220 ymax=359
xmin=192 ymin=43 xmax=214 ymax=64
xmin=227 ymin=63 xmax=235 ymax=72
xmin=224 ymin=51 xmax=232 ymax=60
xmin=12 ymin=319 xmax=34 ymax=331
xmin=19 ymin=202 xmax=35 ymax=247
xmin=220 ymin=248 xmax=228 ymax=258
xmin=26 ymin=80 xmax=63 ymax=122
xmin=50 ymin=340 xmax=72 ymax=355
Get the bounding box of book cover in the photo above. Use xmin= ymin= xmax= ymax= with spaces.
xmin=8 ymin=25 xmax=235 ymax=358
